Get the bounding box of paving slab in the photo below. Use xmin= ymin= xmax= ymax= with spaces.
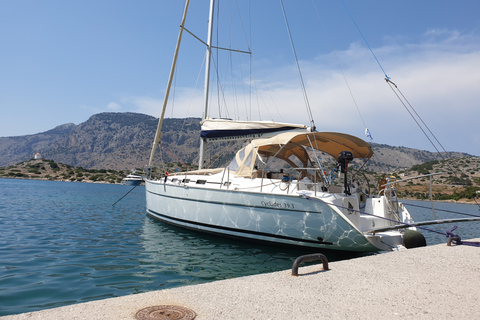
xmin=2 ymin=240 xmax=479 ymax=320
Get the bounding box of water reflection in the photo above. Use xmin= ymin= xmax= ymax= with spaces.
xmin=1 ymin=178 xmax=478 ymax=317
xmin=139 ymin=216 xmax=364 ymax=287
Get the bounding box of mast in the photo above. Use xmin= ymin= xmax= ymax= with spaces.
xmin=198 ymin=0 xmax=215 ymax=170
xmin=148 ymin=0 xmax=191 ymax=166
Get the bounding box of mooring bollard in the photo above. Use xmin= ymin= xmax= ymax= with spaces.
xmin=447 ymin=236 xmax=462 ymax=246
xmin=291 ymin=253 xmax=329 ymax=276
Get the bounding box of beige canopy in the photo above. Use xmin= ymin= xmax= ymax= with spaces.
xmin=233 ymin=131 xmax=373 ymax=178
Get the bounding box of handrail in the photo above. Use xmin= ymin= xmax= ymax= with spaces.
xmin=381 ymin=172 xmax=444 ymax=220
xmin=381 ymin=172 xmax=444 ymax=186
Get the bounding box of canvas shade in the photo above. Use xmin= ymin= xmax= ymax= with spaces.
xmin=233 ymin=131 xmax=373 ymax=177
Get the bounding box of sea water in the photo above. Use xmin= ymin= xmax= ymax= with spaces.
xmin=1 ymin=179 xmax=479 ymax=316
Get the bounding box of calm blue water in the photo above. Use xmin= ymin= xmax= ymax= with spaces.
xmin=1 ymin=179 xmax=479 ymax=316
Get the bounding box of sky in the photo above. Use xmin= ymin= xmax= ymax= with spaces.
xmin=1 ymin=0 xmax=479 ymax=156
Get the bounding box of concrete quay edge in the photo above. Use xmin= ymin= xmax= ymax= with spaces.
xmin=2 ymin=239 xmax=480 ymax=320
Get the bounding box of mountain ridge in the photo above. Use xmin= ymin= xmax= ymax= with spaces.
xmin=0 ymin=112 xmax=474 ymax=171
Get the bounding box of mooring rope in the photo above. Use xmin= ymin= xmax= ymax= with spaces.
xmin=112 ymin=184 xmax=139 ymax=207
xmin=445 ymin=226 xmax=480 ymax=247
xmin=403 ymin=202 xmax=480 ymax=219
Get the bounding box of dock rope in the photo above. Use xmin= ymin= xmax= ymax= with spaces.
xmin=446 ymin=226 xmax=480 ymax=247
xmin=403 ymin=202 xmax=480 ymax=219
xmin=112 ymin=185 xmax=139 ymax=207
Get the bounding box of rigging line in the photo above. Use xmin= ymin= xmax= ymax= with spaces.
xmin=149 ymin=0 xmax=190 ymax=166
xmin=339 ymin=1 xmax=456 ymax=178
xmin=248 ymin=53 xmax=283 ymax=122
xmin=389 ymin=79 xmax=451 ymax=160
xmin=386 ymin=80 xmax=444 ymax=157
xmin=308 ymin=134 xmax=329 ymax=185
xmin=340 ymin=0 xmax=389 ymax=79
xmin=403 ymin=202 xmax=480 ymax=219
xmin=372 ymin=152 xmax=391 ymax=181
xmin=213 ymin=1 xmax=252 ymax=121
xmin=215 ymin=1 xmax=221 ymax=118
xmin=311 ymin=0 xmax=367 ymax=130
xmin=313 ymin=0 xmax=385 ymax=176
xmin=160 ymin=143 xmax=194 ymax=171
xmin=339 ymin=1 xmax=474 ymax=208
xmin=163 ymin=53 xmax=205 ymax=160
xmin=279 ymin=0 xmax=316 ymax=130
xmin=339 ymin=0 xmax=452 ymax=166
xmin=387 ymin=81 xmax=466 ymax=192
xmin=231 ymin=0 xmax=253 ymax=120
xmin=474 ymin=196 xmax=480 ymax=210
xmin=249 ymin=0 xmax=252 ymax=120
xmin=210 ymin=54 xmax=232 ymax=119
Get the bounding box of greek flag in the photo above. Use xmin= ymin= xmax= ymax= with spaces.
xmin=365 ymin=128 xmax=373 ymax=140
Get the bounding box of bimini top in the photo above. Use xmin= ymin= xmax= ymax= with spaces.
xmin=232 ymin=131 xmax=373 ymax=178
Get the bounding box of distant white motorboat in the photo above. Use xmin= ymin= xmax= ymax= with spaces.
xmin=122 ymin=173 xmax=143 ymax=186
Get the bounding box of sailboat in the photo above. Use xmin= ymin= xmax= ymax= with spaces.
xmin=144 ymin=0 xmax=423 ymax=252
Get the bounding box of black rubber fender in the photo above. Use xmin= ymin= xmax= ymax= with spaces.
xmin=403 ymin=229 xmax=427 ymax=249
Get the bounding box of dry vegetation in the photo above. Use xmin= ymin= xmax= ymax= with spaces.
xmin=360 ymin=156 xmax=480 ymax=203
xmin=0 ymin=159 xmax=131 ymax=184
xmin=1 ymin=156 xmax=479 ymax=204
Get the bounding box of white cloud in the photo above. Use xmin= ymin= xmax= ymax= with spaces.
xmin=121 ymin=30 xmax=480 ymax=155
xmin=106 ymin=102 xmax=122 ymax=111
xmin=250 ymin=31 xmax=480 ymax=154
xmin=116 ymin=88 xmax=205 ymax=120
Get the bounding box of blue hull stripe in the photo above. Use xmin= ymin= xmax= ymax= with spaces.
xmin=147 ymin=209 xmax=332 ymax=245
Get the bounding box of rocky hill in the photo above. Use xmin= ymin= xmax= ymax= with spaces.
xmin=388 ymin=157 xmax=480 ymax=203
xmin=0 ymin=112 xmax=474 ymax=172
xmin=0 ymin=122 xmax=76 ymax=166
xmin=0 ymin=113 xmax=201 ymax=170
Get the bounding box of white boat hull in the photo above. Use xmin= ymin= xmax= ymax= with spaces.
xmin=122 ymin=174 xmax=143 ymax=186
xmin=122 ymin=179 xmax=142 ymax=186
xmin=146 ymin=179 xmax=382 ymax=252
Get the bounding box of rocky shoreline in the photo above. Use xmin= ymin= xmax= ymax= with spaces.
xmin=2 ymin=159 xmax=478 ymax=205
xmin=0 ymin=159 xmax=136 ymax=184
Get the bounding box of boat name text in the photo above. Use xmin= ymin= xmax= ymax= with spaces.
xmin=261 ymin=201 xmax=295 ymax=209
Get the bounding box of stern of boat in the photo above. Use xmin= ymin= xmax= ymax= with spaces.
xmin=360 ymin=193 xmax=415 ymax=250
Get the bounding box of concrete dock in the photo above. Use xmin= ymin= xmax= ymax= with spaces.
xmin=2 ymin=240 xmax=479 ymax=320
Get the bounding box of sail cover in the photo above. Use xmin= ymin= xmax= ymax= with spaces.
xmin=200 ymin=118 xmax=308 ymax=141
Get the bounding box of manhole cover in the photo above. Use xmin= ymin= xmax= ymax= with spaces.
xmin=135 ymin=305 xmax=196 ymax=320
